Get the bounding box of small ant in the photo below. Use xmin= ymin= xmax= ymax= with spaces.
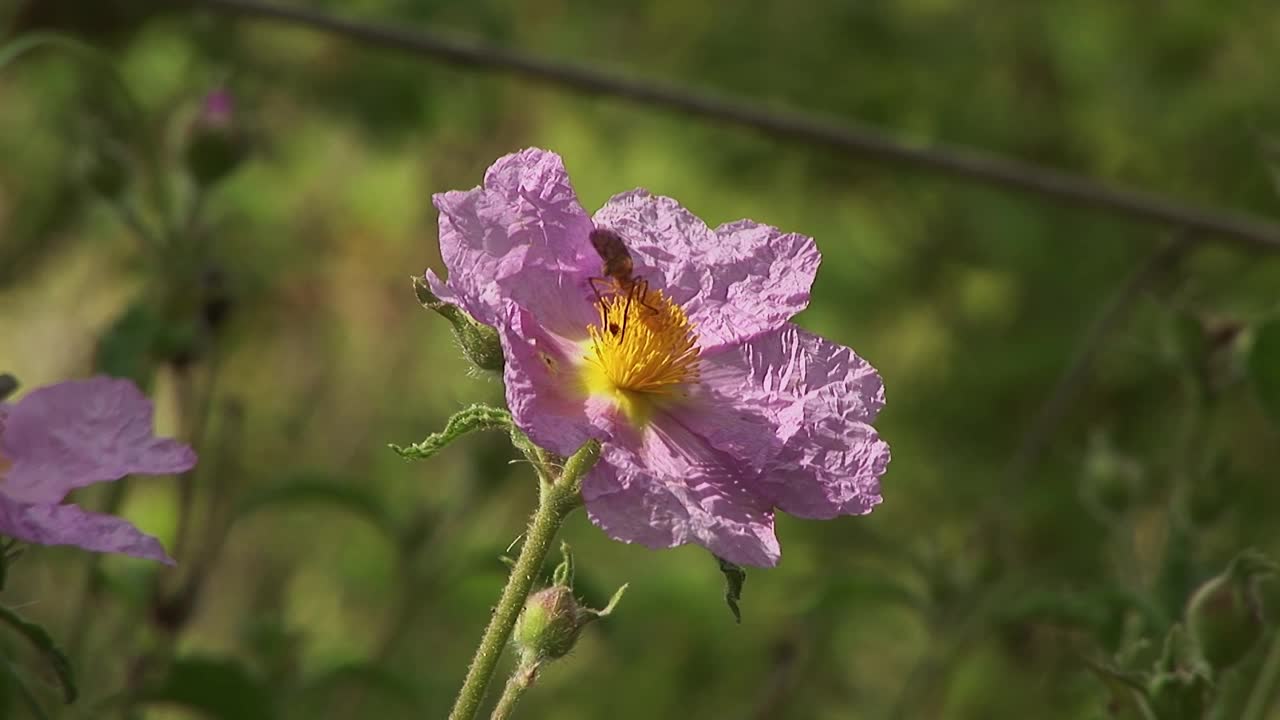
xmin=588 ymin=228 xmax=657 ymax=338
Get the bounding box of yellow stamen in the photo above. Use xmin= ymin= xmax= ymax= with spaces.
xmin=581 ymin=286 xmax=700 ymax=426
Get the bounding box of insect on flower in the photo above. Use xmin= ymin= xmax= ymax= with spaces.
xmin=587 ymin=227 xmax=657 ymax=338
xmin=426 ymin=148 xmax=890 ymax=567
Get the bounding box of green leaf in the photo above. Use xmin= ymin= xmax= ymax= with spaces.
xmin=0 ymin=605 xmax=76 ymax=704
xmin=233 ymin=473 xmax=398 ymax=543
xmin=714 ymin=555 xmax=746 ymax=624
xmin=389 ymin=404 xmax=511 ymax=460
xmin=94 ymin=302 xmax=160 ymax=390
xmin=136 ymin=656 xmax=274 ymax=720
xmin=1248 ymin=316 xmax=1280 ymax=427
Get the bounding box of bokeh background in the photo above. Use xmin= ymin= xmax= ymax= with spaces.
xmin=2 ymin=1 xmax=1279 ymax=718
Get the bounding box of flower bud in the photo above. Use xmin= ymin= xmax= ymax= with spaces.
xmin=411 ymin=275 xmax=503 ymax=372
xmin=512 ymin=543 xmax=627 ymax=664
xmin=513 ymin=585 xmax=583 ymax=662
xmin=184 ymin=89 xmax=248 ymax=187
xmin=1186 ymin=550 xmax=1275 ymax=670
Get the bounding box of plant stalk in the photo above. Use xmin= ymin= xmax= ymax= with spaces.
xmin=446 ymin=439 xmax=599 ymax=720
xmin=488 ymin=662 xmax=537 ymax=720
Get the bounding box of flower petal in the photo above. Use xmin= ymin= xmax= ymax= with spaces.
xmin=700 ymin=324 xmax=890 ymax=518
xmin=432 ymin=148 xmax=599 ymax=336
xmin=582 ymin=418 xmax=781 ymax=567
xmin=0 ymin=377 xmax=196 ymax=504
xmin=0 ymin=496 xmax=173 ymax=563
xmin=499 ymin=304 xmax=601 ymax=456
xmin=592 ymin=190 xmax=820 ymax=351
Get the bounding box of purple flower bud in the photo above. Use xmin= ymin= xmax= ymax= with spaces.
xmin=201 ymin=89 xmax=235 ymax=128
xmin=185 ymin=88 xmax=248 ymax=187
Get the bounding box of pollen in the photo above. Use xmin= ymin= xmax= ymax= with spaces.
xmin=581 ymin=286 xmax=700 ymax=423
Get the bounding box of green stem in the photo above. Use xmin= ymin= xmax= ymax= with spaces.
xmin=447 ymin=440 xmax=600 ymax=720
xmin=488 ymin=662 xmax=537 ymax=720
xmin=1242 ymin=629 xmax=1280 ymax=720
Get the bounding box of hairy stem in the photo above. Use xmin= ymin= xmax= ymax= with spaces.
xmin=447 ymin=439 xmax=599 ymax=720
xmin=488 ymin=662 xmax=537 ymax=720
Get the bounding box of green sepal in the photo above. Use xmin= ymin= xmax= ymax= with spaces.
xmin=715 ymin=555 xmax=747 ymax=624
xmin=411 ymin=276 xmax=503 ymax=372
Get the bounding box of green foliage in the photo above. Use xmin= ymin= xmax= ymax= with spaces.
xmin=1247 ymin=316 xmax=1280 ymax=426
xmin=135 ymin=656 xmax=275 ymax=720
xmin=94 ymin=302 xmax=161 ymax=389
xmin=233 ymin=472 xmax=400 ymax=544
xmin=301 ymin=662 xmax=424 ymax=712
xmin=0 ymin=606 xmax=76 ymax=705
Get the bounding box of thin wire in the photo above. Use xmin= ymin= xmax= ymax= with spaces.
xmin=172 ymin=0 xmax=1280 ymax=251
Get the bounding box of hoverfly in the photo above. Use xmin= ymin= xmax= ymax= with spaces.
xmin=588 ymin=227 xmax=656 ymax=338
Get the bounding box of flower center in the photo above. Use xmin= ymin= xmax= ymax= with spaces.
xmin=581 ymin=285 xmax=700 ymax=423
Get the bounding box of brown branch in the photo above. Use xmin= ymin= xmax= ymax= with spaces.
xmin=168 ymin=0 xmax=1280 ymax=251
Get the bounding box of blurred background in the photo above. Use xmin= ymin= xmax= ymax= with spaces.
xmin=1 ymin=0 xmax=1279 ymax=718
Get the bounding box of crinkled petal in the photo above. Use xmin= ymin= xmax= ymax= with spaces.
xmin=582 ymin=417 xmax=780 ymax=567
xmin=0 ymin=496 xmax=173 ymax=563
xmin=592 ymin=190 xmax=820 ymax=351
xmin=0 ymin=377 xmax=196 ymax=504
xmin=499 ymin=304 xmax=601 ymax=456
xmin=432 ymin=148 xmax=599 ymax=336
xmin=700 ymin=324 xmax=890 ymax=518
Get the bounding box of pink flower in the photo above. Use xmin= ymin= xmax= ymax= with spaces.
xmin=427 ymin=149 xmax=889 ymax=567
xmin=0 ymin=377 xmax=196 ymax=563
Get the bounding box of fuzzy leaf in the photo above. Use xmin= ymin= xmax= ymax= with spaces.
xmin=389 ymin=404 xmax=511 ymax=460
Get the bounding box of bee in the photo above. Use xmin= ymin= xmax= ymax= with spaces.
xmin=588 ymin=227 xmax=655 ymax=338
